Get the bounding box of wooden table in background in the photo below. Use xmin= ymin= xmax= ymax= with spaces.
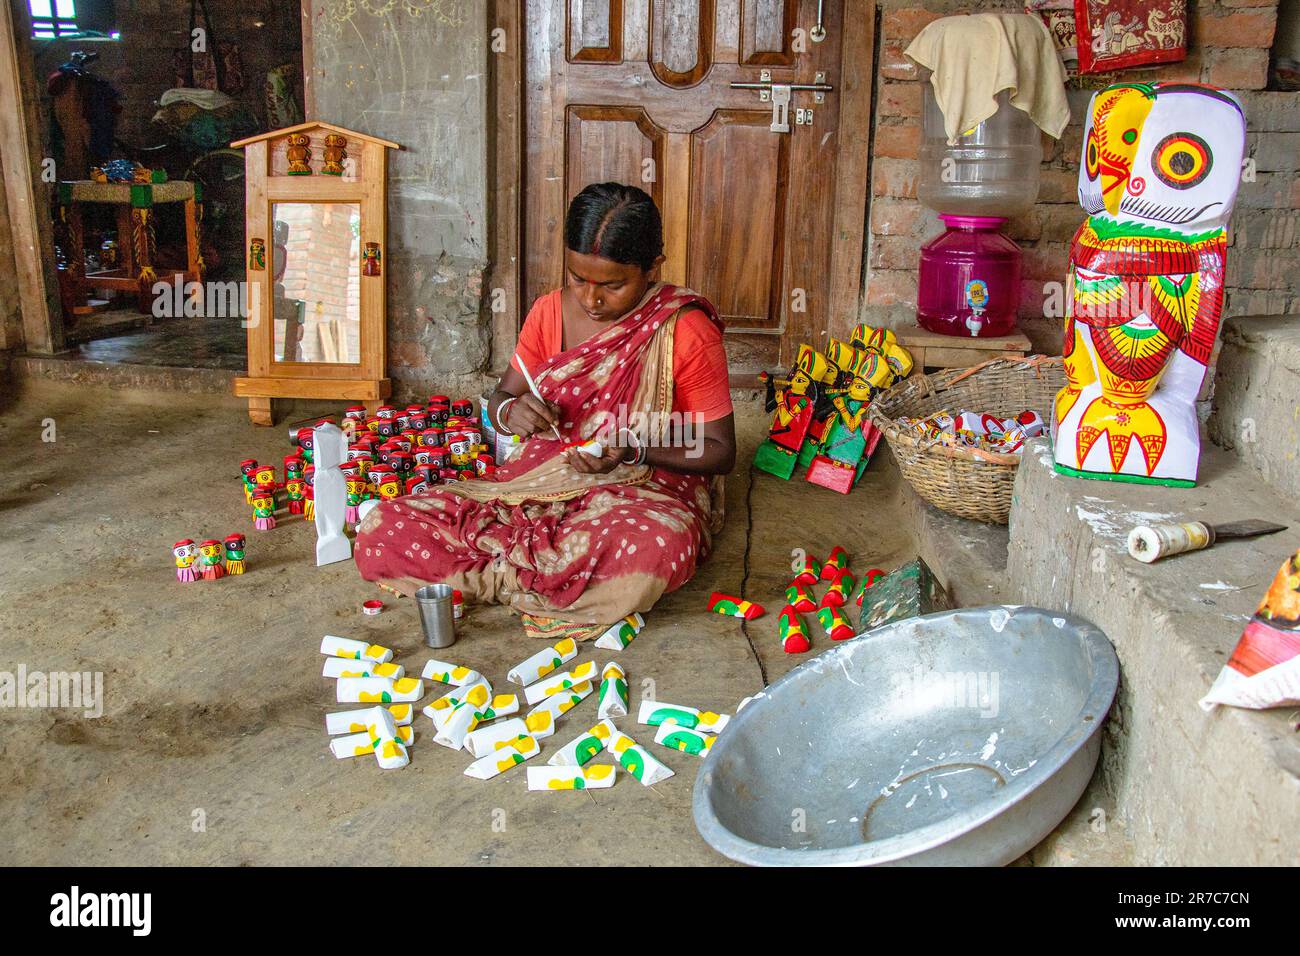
xmin=56 ymin=179 xmax=203 ymax=317
xmin=897 ymin=324 xmax=1032 ymax=372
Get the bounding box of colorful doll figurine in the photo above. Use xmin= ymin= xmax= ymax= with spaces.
xmin=223 ymin=533 xmax=247 ymax=575
xmin=805 ymin=346 xmax=894 ymax=494
xmin=198 ymin=539 xmax=226 ymax=581
xmin=361 ymin=241 xmax=381 ymax=277
xmin=284 ymin=477 xmax=306 ymax=516
xmin=283 ymin=455 xmax=304 ymax=483
xmin=447 ymin=433 xmax=475 ymax=469
xmin=344 ymin=472 xmax=367 ymax=526
xmin=296 ymin=428 xmax=315 ymax=464
xmin=173 ymin=539 xmax=200 ymax=583
xmin=375 ymin=468 xmax=402 ymax=501
xmin=239 ymin=459 xmax=259 ymax=503
xmin=1053 ymin=83 xmax=1246 ymax=486
xmin=253 ymin=464 xmax=278 ymax=494
xmin=251 ymin=485 xmax=277 ymax=530
xmin=389 ymin=450 xmax=414 ymax=478
xmin=850 ymin=324 xmax=914 ymax=379
xmin=754 ymin=345 xmax=835 ymax=480
xmin=343 ymin=405 xmax=367 ymax=424
xmin=302 ymin=464 xmax=316 ymax=522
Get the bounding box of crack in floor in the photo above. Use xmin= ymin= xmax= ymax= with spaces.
xmin=737 ymin=459 xmax=768 ymax=687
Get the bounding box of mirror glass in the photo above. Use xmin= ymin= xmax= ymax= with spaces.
xmin=270 ymin=202 xmax=361 ymax=364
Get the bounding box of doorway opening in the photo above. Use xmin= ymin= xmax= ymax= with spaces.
xmin=15 ymin=0 xmax=305 ymax=372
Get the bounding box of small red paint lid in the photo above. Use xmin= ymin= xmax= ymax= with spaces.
xmin=362 ymin=599 xmax=384 ymax=615
xmin=452 ymin=589 xmax=463 ymax=604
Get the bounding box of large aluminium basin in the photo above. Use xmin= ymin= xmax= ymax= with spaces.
xmin=693 ymin=606 xmax=1119 ymax=866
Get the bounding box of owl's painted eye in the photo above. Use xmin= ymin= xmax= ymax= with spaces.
xmin=1153 ymin=132 xmax=1212 ymax=190
xmin=1085 ymin=128 xmax=1101 ymax=181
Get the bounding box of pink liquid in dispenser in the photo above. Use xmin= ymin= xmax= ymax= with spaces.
xmin=916 ymin=215 xmax=1021 ymax=338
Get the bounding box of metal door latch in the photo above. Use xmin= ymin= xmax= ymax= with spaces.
xmin=730 ymin=75 xmax=834 ymax=134
xmin=769 ymin=85 xmax=792 ymax=132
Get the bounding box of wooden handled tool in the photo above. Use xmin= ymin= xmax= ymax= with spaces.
xmin=1126 ymin=519 xmax=1287 ymax=564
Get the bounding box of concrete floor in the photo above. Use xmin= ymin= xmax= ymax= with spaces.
xmin=0 ymin=377 xmax=1104 ymax=865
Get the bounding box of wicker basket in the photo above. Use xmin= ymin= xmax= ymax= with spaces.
xmin=868 ymin=356 xmax=1066 ymax=524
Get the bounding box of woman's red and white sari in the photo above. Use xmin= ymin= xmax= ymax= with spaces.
xmin=354 ymin=284 xmax=725 ymax=637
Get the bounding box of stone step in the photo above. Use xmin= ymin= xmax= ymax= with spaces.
xmin=1007 ymin=436 xmax=1300 ymax=865
xmin=1208 ymin=313 xmax=1300 ymax=499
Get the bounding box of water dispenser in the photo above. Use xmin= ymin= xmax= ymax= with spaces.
xmin=916 ymin=85 xmax=1042 ymax=337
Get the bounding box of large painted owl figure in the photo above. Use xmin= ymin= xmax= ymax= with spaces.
xmin=1052 ymin=83 xmax=1246 ymax=486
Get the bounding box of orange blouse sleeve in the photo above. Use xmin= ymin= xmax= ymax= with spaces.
xmin=511 ymin=291 xmax=563 ymax=375
xmin=671 ymin=308 xmax=733 ymax=422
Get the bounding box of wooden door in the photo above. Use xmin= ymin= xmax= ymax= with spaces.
xmin=523 ymin=0 xmax=873 ymax=369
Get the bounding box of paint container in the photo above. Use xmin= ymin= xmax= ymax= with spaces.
xmin=362 ymin=599 xmax=384 ymax=616
xmin=452 ymin=589 xmax=464 ymax=620
xmin=415 ymin=583 xmax=457 ymax=649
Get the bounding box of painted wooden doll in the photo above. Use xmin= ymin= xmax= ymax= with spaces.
xmin=1052 ymin=83 xmax=1246 ymax=486
xmin=284 ymin=477 xmax=306 ymax=515
xmin=198 ymin=539 xmax=226 ymax=581
xmin=850 ymin=324 xmax=914 ymax=379
xmin=251 ymin=485 xmax=277 ymax=531
xmin=296 ymin=428 xmax=315 ymax=464
xmin=223 ymin=533 xmax=247 ymax=574
xmin=344 ymin=473 xmax=368 ymax=526
xmin=805 ymin=347 xmax=894 ymax=494
xmin=375 ymin=468 xmax=402 ymax=501
xmin=239 ymin=459 xmax=259 ymax=503
xmin=253 ymin=464 xmax=277 ymax=494
xmin=173 ymin=539 xmax=200 ymax=583
xmin=754 ymin=345 xmax=835 ymax=480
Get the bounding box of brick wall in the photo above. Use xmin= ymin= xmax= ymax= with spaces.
xmin=863 ymin=0 xmax=1297 ymax=354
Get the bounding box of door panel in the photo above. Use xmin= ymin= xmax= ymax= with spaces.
xmin=568 ymin=0 xmax=623 ymax=62
xmin=687 ymin=111 xmax=787 ymax=330
xmin=527 ymin=0 xmax=865 ymax=367
xmin=565 ymin=107 xmax=665 ymax=212
xmin=650 ymin=0 xmax=714 ymax=86
xmin=741 ymin=0 xmax=797 ymax=65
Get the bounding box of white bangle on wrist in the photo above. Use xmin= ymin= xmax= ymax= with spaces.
xmin=619 ymin=429 xmax=646 ymax=466
xmin=495 ymin=396 xmax=518 ymax=437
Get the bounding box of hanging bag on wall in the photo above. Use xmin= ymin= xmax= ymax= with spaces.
xmin=172 ymin=0 xmax=246 ymax=94
xmin=1074 ymin=0 xmax=1187 ymax=74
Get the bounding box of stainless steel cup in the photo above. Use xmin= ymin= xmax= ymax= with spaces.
xmin=415 ymin=583 xmax=456 ymax=649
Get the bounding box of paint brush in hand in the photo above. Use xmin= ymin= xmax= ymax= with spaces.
xmin=515 ymin=357 xmax=564 ymax=442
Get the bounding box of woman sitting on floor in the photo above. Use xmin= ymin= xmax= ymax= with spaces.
xmin=355 ymin=182 xmax=736 ymax=641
